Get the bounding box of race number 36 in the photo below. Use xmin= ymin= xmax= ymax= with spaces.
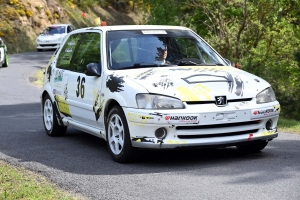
xmin=76 ymin=76 xmax=85 ymax=98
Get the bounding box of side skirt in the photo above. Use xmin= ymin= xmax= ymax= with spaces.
xmin=62 ymin=118 xmax=106 ymax=140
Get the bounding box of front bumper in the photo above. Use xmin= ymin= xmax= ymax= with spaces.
xmin=37 ymin=42 xmax=60 ymax=50
xmin=124 ymin=101 xmax=280 ymax=149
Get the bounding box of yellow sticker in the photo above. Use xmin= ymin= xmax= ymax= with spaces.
xmin=55 ymin=95 xmax=71 ymax=116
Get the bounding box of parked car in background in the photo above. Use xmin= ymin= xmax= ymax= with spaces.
xmin=40 ymin=25 xmax=280 ymax=163
xmin=36 ymin=24 xmax=75 ymax=52
xmin=0 ymin=37 xmax=8 ymax=67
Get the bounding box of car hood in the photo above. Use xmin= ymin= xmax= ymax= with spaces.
xmin=121 ymin=66 xmax=270 ymax=101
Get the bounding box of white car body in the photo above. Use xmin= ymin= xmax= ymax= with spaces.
xmin=36 ymin=24 xmax=75 ymax=51
xmin=40 ymin=25 xmax=280 ymax=163
xmin=0 ymin=37 xmax=8 ymax=67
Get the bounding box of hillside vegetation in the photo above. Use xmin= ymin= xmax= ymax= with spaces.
xmin=0 ymin=0 xmax=144 ymax=53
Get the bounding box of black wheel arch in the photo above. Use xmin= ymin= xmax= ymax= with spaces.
xmin=104 ymin=99 xmax=121 ymax=140
xmin=42 ymin=91 xmax=64 ymax=126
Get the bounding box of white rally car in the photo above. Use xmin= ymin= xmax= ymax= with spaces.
xmin=36 ymin=24 xmax=76 ymax=51
xmin=40 ymin=25 xmax=280 ymax=163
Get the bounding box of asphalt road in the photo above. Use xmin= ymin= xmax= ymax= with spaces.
xmin=0 ymin=52 xmax=300 ymax=200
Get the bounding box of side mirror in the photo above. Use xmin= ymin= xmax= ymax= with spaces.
xmin=86 ymin=63 xmax=101 ymax=76
xmin=224 ymin=58 xmax=232 ymax=66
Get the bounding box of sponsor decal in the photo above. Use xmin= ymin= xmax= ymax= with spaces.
xmin=253 ymin=108 xmax=276 ymax=115
xmin=251 ymin=106 xmax=279 ymax=119
xmin=68 ymin=41 xmax=76 ymax=46
xmin=93 ymin=89 xmax=104 ymax=121
xmin=164 ymin=115 xmax=199 ymax=123
xmin=52 ymin=89 xmax=62 ymax=95
xmin=54 ymin=69 xmax=63 ymax=82
xmin=65 ymin=48 xmax=72 ymax=53
xmin=135 ymin=69 xmax=156 ymax=80
xmin=153 ymin=75 xmax=174 ymax=89
xmin=142 ymin=30 xmax=167 ymax=34
xmin=128 ymin=112 xmax=155 ymax=124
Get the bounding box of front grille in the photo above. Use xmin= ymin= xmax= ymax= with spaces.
xmin=41 ymin=44 xmax=57 ymax=47
xmin=176 ymin=120 xmax=261 ymax=130
xmin=185 ymin=98 xmax=252 ymax=105
xmin=177 ymin=129 xmax=258 ymax=139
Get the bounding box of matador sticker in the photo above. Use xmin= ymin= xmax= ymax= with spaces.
xmin=181 ymin=72 xmax=244 ymax=97
xmin=54 ymin=95 xmax=71 ymax=117
xmin=106 ymin=74 xmax=125 ymax=92
xmin=46 ymin=65 xmax=52 ymax=82
xmin=135 ymin=69 xmax=156 ymax=80
xmin=93 ymin=89 xmax=104 ymax=121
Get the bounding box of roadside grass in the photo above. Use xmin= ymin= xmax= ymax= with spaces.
xmin=278 ymin=117 xmax=300 ymax=134
xmin=0 ymin=160 xmax=78 ymax=200
xmin=32 ymin=68 xmax=45 ymax=87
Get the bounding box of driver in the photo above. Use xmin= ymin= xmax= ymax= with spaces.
xmin=154 ymin=44 xmax=170 ymax=65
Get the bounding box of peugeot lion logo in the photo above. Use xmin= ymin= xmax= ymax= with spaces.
xmin=215 ymin=96 xmax=227 ymax=106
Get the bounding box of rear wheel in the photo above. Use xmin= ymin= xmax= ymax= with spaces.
xmin=43 ymin=94 xmax=67 ymax=136
xmin=106 ymin=105 xmax=135 ymax=163
xmin=236 ymin=141 xmax=268 ymax=152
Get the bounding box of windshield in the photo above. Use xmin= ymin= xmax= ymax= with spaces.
xmin=107 ymin=29 xmax=228 ymax=70
xmin=42 ymin=26 xmax=65 ymax=35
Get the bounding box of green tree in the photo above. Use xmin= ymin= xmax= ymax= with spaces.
xmin=143 ymin=0 xmax=184 ymax=25
xmin=142 ymin=0 xmax=300 ymax=119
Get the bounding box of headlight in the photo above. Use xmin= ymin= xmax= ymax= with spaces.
xmin=256 ymin=87 xmax=276 ymax=104
xmin=37 ymin=39 xmax=41 ymax=42
xmin=54 ymin=37 xmax=62 ymax=42
xmin=136 ymin=94 xmax=185 ymax=109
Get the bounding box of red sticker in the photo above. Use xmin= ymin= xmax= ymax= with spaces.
xmin=248 ymin=133 xmax=253 ymax=141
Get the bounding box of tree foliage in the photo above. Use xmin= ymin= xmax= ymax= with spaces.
xmin=143 ymin=0 xmax=300 ymax=120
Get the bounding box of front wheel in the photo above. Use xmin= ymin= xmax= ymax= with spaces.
xmin=106 ymin=105 xmax=135 ymax=163
xmin=236 ymin=141 xmax=268 ymax=153
xmin=43 ymin=94 xmax=67 ymax=136
xmin=2 ymin=54 xmax=8 ymax=67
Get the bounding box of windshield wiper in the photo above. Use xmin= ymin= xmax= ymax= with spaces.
xmin=204 ymin=63 xmax=224 ymax=66
xmin=177 ymin=61 xmax=203 ymax=66
xmin=176 ymin=61 xmax=224 ymax=66
xmin=119 ymin=62 xmax=159 ymax=70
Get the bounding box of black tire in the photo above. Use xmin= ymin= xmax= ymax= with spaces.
xmin=236 ymin=141 xmax=268 ymax=153
xmin=2 ymin=54 xmax=8 ymax=67
xmin=37 ymin=49 xmax=43 ymax=52
xmin=43 ymin=94 xmax=67 ymax=136
xmin=106 ymin=105 xmax=135 ymax=163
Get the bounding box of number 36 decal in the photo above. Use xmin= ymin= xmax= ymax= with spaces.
xmin=76 ymin=76 xmax=85 ymax=98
